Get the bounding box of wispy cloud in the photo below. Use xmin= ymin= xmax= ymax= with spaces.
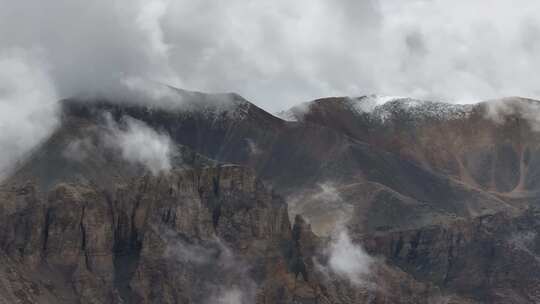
xmin=62 ymin=138 xmax=92 ymax=162
xmin=103 ymin=114 xmax=175 ymax=175
xmin=205 ymin=287 xmax=250 ymax=304
xmin=287 ymin=182 xmax=354 ymax=236
xmin=294 ymin=182 xmax=375 ymax=287
xmin=484 ymin=97 xmax=540 ymax=131
xmin=0 ymin=48 xmax=58 ymax=179
xmin=326 ymin=229 xmax=373 ymax=286
xmin=160 ymin=227 xmax=257 ymax=304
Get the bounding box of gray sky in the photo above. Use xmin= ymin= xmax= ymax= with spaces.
xmin=4 ymin=0 xmax=540 ymax=111
xmin=2 ymin=0 xmax=540 ymax=176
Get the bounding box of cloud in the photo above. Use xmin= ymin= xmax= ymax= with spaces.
xmin=287 ymin=182 xmax=354 ymax=236
xmin=135 ymin=0 xmax=171 ymax=59
xmin=372 ymin=0 xmax=540 ymax=103
xmin=5 ymin=0 xmax=540 ymax=114
xmin=163 ymin=230 xmax=221 ymax=266
xmin=484 ymin=97 xmax=540 ymax=131
xmin=349 ymin=95 xmax=404 ymax=114
xmin=296 ymin=183 xmax=374 ymax=286
xmin=206 ymin=287 xmax=248 ymax=304
xmin=326 ymin=229 xmax=373 ymax=286
xmin=275 ymin=101 xmax=310 ymax=121
xmin=245 ymin=138 xmax=262 ymax=156
xmin=312 ymin=183 xmax=344 ymax=204
xmin=116 ymin=78 xmax=241 ymax=114
xmin=62 ymin=138 xmax=92 ymax=162
xmin=0 ymin=48 xmax=58 ymax=179
xmin=0 ymin=0 xmax=178 ymax=96
xmin=103 ymin=114 xmax=175 ymax=175
xmin=159 ymin=226 xmax=256 ymax=304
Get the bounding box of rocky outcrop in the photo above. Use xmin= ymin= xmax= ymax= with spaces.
xmin=0 ymin=166 xmax=288 ymax=303
xmin=358 ymin=209 xmax=540 ymax=303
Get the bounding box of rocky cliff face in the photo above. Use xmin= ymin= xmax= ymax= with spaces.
xmin=0 ymin=166 xmax=287 ymax=303
xmin=359 ymin=210 xmax=540 ymax=303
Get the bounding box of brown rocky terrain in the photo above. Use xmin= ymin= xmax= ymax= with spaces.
xmin=1 ymin=88 xmax=540 ymax=303
xmin=0 ymin=165 xmax=446 ymax=304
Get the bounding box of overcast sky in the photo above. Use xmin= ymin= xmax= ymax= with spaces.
xmin=2 ymin=0 xmax=540 ymax=176
xmin=3 ymin=0 xmax=540 ymax=111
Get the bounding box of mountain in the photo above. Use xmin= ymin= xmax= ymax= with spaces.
xmin=1 ymin=87 xmax=540 ymax=303
xmin=287 ymin=96 xmax=540 ymax=194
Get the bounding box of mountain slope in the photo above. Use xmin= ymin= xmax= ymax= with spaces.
xmin=287 ymin=96 xmax=540 ymax=194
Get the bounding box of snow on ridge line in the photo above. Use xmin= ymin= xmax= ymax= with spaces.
xmin=350 ymin=95 xmax=474 ymax=122
xmin=66 ymin=83 xmax=253 ymax=122
xmin=275 ymin=94 xmax=481 ymax=122
xmin=277 ymin=95 xmax=540 ymax=126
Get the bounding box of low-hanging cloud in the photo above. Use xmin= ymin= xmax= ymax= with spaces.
xmin=326 ymin=229 xmax=373 ymax=286
xmin=292 ymin=182 xmax=374 ymax=286
xmin=160 ymin=226 xmax=257 ymax=304
xmin=313 ymin=184 xmax=373 ymax=287
xmin=484 ymin=97 xmax=540 ymax=131
xmin=287 ymin=182 xmax=354 ymax=236
xmin=104 ymin=115 xmax=175 ymax=175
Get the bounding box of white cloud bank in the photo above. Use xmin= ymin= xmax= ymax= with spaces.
xmin=4 ymin=0 xmax=540 ymax=111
